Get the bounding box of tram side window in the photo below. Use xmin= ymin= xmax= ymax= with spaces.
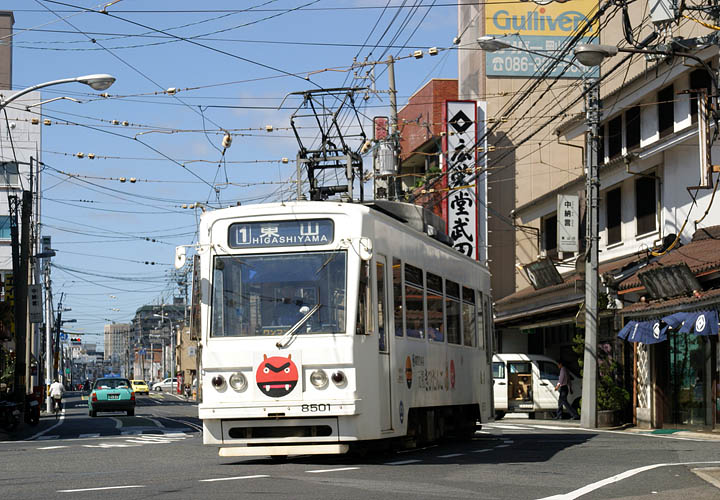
xmin=357 ymin=260 xmax=373 ymax=335
xmin=404 ymin=263 xmax=425 ymax=339
xmin=446 ymin=280 xmax=461 ymax=344
xmin=461 ymin=286 xmax=477 ymax=347
xmin=426 ymin=273 xmax=444 ymax=342
xmin=376 ymin=260 xmax=387 ymax=351
xmin=393 ymin=258 xmax=403 ymax=337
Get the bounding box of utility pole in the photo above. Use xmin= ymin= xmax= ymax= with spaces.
xmin=581 ymin=79 xmax=600 ymax=429
xmin=11 ymin=190 xmax=31 ymax=403
xmin=43 ymin=243 xmax=54 ymax=412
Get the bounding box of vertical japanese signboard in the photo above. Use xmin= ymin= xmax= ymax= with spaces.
xmin=484 ymin=0 xmax=598 ymax=78
xmin=443 ymin=101 xmax=487 ymax=262
xmin=557 ymin=194 xmax=579 ymax=252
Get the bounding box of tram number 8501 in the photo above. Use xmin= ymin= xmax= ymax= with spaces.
xmin=301 ymin=403 xmax=330 ymax=412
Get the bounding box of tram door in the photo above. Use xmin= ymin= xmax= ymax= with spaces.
xmin=376 ymin=256 xmax=392 ymax=431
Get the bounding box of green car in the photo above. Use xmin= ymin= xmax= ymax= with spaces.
xmin=89 ymin=378 xmax=136 ymax=417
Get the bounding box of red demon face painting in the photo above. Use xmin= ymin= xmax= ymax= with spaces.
xmin=256 ymin=354 xmax=299 ymax=397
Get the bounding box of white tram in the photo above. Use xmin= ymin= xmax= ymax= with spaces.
xmin=189 ymin=200 xmax=494 ymax=457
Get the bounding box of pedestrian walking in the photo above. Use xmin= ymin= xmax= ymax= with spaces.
xmin=554 ymin=361 xmax=579 ymax=420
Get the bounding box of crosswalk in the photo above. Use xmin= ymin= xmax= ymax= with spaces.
xmin=482 ymin=422 xmax=578 ymax=432
xmin=35 ymin=429 xmax=193 ymax=448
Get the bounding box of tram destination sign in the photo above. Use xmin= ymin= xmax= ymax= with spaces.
xmin=228 ymin=219 xmax=334 ymax=248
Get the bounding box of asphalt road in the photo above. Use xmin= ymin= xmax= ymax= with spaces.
xmin=2 ymin=393 xmax=719 ymax=499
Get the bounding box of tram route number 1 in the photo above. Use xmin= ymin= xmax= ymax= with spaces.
xmin=302 ymin=403 xmax=331 ymax=412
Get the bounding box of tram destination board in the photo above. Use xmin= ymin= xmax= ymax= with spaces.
xmin=228 ymin=219 xmax=334 ymax=248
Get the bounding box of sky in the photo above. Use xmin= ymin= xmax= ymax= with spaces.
xmin=3 ymin=0 xmax=463 ymax=348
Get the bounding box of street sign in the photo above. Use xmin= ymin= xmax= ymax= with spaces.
xmin=29 ymin=284 xmax=43 ymax=323
xmin=60 ymin=333 xmax=68 ymax=341
xmin=64 ymin=368 xmax=70 ymax=375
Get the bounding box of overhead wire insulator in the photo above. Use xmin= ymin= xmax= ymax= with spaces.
xmin=222 ymin=133 xmax=232 ymax=149
xmin=265 ymin=125 xmax=273 ymax=132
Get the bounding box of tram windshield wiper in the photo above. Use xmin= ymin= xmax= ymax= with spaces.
xmin=275 ymin=303 xmax=322 ymax=348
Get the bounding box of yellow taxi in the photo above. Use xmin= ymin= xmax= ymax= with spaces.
xmin=130 ymin=379 xmax=149 ymax=395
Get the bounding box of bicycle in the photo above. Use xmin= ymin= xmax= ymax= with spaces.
xmin=52 ymin=397 xmax=63 ymax=420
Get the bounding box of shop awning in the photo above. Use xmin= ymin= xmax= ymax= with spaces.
xmin=618 ymin=310 xmax=719 ymax=343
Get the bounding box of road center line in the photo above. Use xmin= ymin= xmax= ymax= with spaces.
xmin=199 ymin=474 xmax=270 ymax=482
xmin=472 ymin=449 xmax=491 ymax=453
xmin=438 ymin=453 xmax=463 ymax=458
xmin=538 ymin=460 xmax=720 ymax=500
xmin=306 ymin=467 xmax=359 ymax=473
xmin=37 ymin=445 xmax=68 ymax=449
xmin=58 ymin=485 xmax=145 ymax=493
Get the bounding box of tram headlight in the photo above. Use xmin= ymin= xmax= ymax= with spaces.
xmin=310 ymin=369 xmax=328 ymax=389
xmin=229 ymin=372 xmax=247 ymax=392
xmin=211 ymin=375 xmax=226 ymax=390
xmin=331 ymin=371 xmax=346 ymax=386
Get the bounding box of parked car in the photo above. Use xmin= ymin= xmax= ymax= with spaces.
xmin=88 ymin=377 xmax=136 ymax=417
xmin=492 ymin=354 xmax=581 ymax=419
xmin=130 ymin=380 xmax=149 ymax=395
xmin=152 ymin=378 xmax=178 ymax=392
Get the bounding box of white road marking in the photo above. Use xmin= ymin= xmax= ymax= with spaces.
xmin=37 ymin=445 xmax=68 ymax=450
xmin=83 ymin=443 xmax=141 ymax=448
xmin=307 ymin=467 xmax=359 ymax=473
xmin=438 ymin=453 xmax=463 ymax=458
xmin=538 ymin=460 xmax=720 ymax=500
xmin=78 ymin=433 xmax=100 ymax=439
xmin=199 ymin=475 xmax=269 ymax=482
xmin=385 ymin=459 xmax=422 ymax=465
xmin=26 ymin=413 xmax=64 ymax=441
xmin=58 ymin=485 xmax=145 ymax=493
xmin=495 ymin=444 xmax=510 ymax=448
xmin=533 ymin=425 xmax=572 ymax=431
xmin=110 ymin=417 xmax=123 ymax=429
xmin=147 ymin=417 xmax=165 ymax=428
xmin=36 ymin=435 xmax=59 ymax=440
xmin=472 ymin=449 xmax=491 ymax=453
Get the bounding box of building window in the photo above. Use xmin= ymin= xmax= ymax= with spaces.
xmin=658 ymin=85 xmax=674 ymax=138
xmin=0 ymin=216 xmax=10 ymax=240
xmin=625 ymin=106 xmax=641 ymax=151
xmin=606 ymin=187 xmax=622 ymax=245
xmin=636 ymin=175 xmax=657 ymax=235
xmin=607 ymin=115 xmax=622 ymax=159
xmin=543 ymin=214 xmax=557 ymax=257
xmin=690 ymin=69 xmax=712 ymax=123
xmin=0 ymin=162 xmax=19 ymax=187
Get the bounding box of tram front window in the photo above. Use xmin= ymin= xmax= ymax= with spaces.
xmin=211 ymin=251 xmax=346 ymax=337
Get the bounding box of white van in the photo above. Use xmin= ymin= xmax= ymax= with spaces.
xmin=492 ymin=354 xmax=581 ymax=419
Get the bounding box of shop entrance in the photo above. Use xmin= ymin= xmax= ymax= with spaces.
xmin=659 ymin=334 xmax=708 ymax=427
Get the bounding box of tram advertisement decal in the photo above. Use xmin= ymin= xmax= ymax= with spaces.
xmin=443 ymin=101 xmax=487 ymax=261
xmin=256 ymin=353 xmax=299 ymax=398
xmin=228 ymin=219 xmax=333 ymax=249
xmin=484 ymin=0 xmax=598 ymax=78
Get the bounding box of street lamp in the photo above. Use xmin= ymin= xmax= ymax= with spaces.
xmin=479 ymin=36 xmax=600 ymax=428
xmin=2 ymin=74 xmax=116 ymax=409
xmin=0 ymin=74 xmax=116 ymax=111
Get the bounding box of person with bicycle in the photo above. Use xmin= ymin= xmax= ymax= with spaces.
xmin=49 ymin=379 xmax=64 ymax=414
